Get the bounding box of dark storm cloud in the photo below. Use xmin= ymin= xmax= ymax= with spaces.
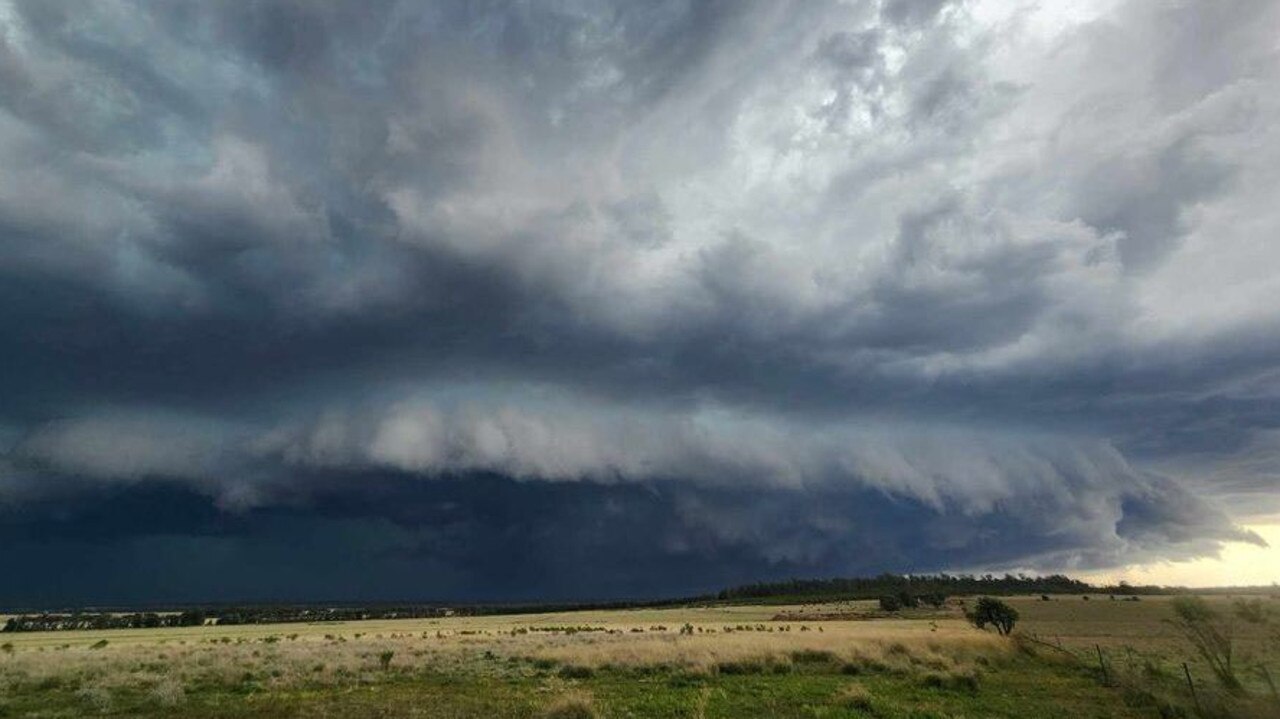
xmin=0 ymin=469 xmax=1255 ymax=606
xmin=1 ymin=0 xmax=1279 ymax=602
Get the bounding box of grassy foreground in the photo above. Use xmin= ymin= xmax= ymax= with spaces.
xmin=1 ymin=598 xmax=1276 ymax=717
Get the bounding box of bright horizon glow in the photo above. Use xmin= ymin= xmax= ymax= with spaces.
xmin=1078 ymin=523 xmax=1280 ymax=589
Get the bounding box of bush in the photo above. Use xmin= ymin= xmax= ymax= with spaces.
xmin=879 ymin=594 xmax=902 ymax=612
xmin=557 ymin=665 xmax=594 ymax=679
xmin=921 ymin=669 xmax=980 ymax=693
xmin=378 ymin=650 xmax=395 ymax=670
xmin=919 ymin=592 xmax=948 ymax=608
xmin=150 ymin=677 xmax=185 ymax=707
xmin=75 ymin=683 xmax=112 ymax=712
xmin=542 ymin=691 xmax=598 ymax=719
xmin=89 ymin=639 xmax=109 ymax=650
xmin=790 ymin=649 xmax=836 ymax=664
xmin=716 ymin=661 xmax=765 ymax=675
xmin=836 ymin=682 xmax=875 ymax=710
xmin=1166 ymin=596 xmax=1240 ymax=693
xmin=967 ymin=597 xmax=1019 ymax=635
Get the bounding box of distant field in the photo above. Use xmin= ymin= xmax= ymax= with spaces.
xmin=1 ymin=596 xmax=1276 ymax=717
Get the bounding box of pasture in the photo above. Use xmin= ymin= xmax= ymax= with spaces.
xmin=1 ymin=596 xmax=1277 ymax=717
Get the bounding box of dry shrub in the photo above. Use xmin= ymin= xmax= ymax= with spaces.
xmin=542 ymin=689 xmax=598 ymax=719
xmin=74 ymin=682 xmax=112 ymax=713
xmin=920 ymin=668 xmax=980 ymax=694
xmin=150 ymin=676 xmax=186 ymax=706
xmin=835 ymin=682 xmax=875 ymax=711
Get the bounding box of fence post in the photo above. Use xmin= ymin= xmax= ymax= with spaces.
xmin=1183 ymin=662 xmax=1200 ymax=713
xmin=1261 ymin=664 xmax=1277 ymax=703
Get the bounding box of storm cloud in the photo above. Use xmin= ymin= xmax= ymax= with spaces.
xmin=2 ymin=0 xmax=1279 ymax=604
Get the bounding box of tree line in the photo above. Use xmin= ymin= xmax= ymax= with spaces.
xmin=715 ymin=573 xmax=1167 ymax=602
xmin=1 ymin=606 xmax=457 ymax=632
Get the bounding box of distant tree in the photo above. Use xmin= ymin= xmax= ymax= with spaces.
xmin=967 ymin=597 xmax=1019 ymax=636
xmin=879 ymin=595 xmax=902 ymax=612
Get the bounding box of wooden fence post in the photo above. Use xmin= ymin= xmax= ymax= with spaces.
xmin=1183 ymin=662 xmax=1200 ymax=713
xmin=1261 ymin=664 xmax=1277 ymax=703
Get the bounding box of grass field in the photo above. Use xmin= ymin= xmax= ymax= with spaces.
xmin=1 ymin=597 xmax=1277 ymax=717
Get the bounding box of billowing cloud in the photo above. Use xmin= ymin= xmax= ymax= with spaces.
xmin=1 ymin=0 xmax=1278 ymax=602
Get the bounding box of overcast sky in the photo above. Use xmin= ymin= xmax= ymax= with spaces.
xmin=2 ymin=0 xmax=1279 ymax=605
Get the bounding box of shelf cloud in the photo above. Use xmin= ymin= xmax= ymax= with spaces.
xmin=1 ymin=0 xmax=1278 ymax=603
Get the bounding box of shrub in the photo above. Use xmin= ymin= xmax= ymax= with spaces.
xmin=378 ymin=650 xmax=395 ymax=670
xmin=1166 ymin=596 xmax=1241 ymax=693
xmin=716 ymin=661 xmax=765 ymax=675
xmin=542 ymin=692 xmax=598 ymax=719
xmin=921 ymin=671 xmax=948 ymax=688
xmin=150 ymin=677 xmax=185 ymax=707
xmin=879 ymin=594 xmax=902 ymax=612
xmin=75 ymin=683 xmax=112 ymax=712
xmin=921 ymin=670 xmax=980 ymax=693
xmin=1 ymin=642 xmax=13 ymax=654
xmin=89 ymin=639 xmax=109 ymax=650
xmin=949 ymin=669 xmax=980 ymax=693
xmin=919 ymin=592 xmax=948 ymax=608
xmin=967 ymin=597 xmax=1019 ymax=635
xmin=558 ymin=665 xmax=594 ymax=679
xmin=836 ymin=682 xmax=875 ymax=711
xmin=790 ymin=649 xmax=836 ymax=664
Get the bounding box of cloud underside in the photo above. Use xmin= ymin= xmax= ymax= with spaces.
xmin=1 ymin=0 xmax=1279 ymax=600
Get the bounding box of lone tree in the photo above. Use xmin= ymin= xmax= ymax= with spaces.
xmin=967 ymin=597 xmax=1019 ymax=635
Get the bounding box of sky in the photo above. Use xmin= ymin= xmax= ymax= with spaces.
xmin=1 ymin=0 xmax=1279 ymax=607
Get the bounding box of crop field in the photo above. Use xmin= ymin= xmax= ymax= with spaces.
xmin=1 ymin=596 xmax=1277 ymax=718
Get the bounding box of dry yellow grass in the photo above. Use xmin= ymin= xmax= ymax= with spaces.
xmin=0 ymin=602 xmax=1010 ymax=700
xmin=521 ymin=620 xmax=1002 ymax=671
xmin=0 ymin=602 xmax=909 ymax=650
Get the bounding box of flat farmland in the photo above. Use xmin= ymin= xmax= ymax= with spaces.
xmin=1 ymin=597 xmax=1276 ymax=718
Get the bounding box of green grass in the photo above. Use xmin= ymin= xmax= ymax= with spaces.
xmin=0 ymin=649 xmax=1156 ymax=718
